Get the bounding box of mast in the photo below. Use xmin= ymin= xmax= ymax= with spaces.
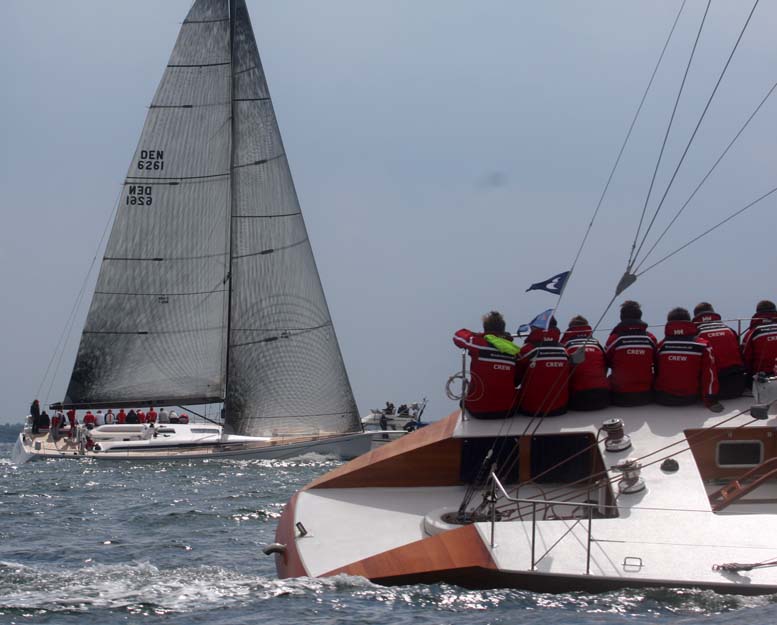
xmin=224 ymin=0 xmax=237 ymax=419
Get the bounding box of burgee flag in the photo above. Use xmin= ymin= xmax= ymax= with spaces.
xmin=526 ymin=270 xmax=570 ymax=295
xmin=517 ymin=308 xmax=554 ymax=334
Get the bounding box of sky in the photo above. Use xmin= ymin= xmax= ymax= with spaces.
xmin=1 ymin=1 xmax=776 ymax=423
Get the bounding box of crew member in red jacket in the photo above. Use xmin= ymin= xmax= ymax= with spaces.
xmin=515 ymin=317 xmax=571 ymax=416
xmin=66 ymin=408 xmax=77 ymax=437
xmin=117 ymin=408 xmax=127 ymax=424
xmin=453 ymin=311 xmax=519 ymax=419
xmin=561 ymin=315 xmax=610 ymax=411
xmin=605 ymin=300 xmax=656 ymax=406
xmin=693 ymin=302 xmax=745 ymax=399
xmin=655 ymin=307 xmax=718 ymax=406
xmin=741 ymin=300 xmax=777 ymax=379
xmin=83 ymin=410 xmax=97 ymax=429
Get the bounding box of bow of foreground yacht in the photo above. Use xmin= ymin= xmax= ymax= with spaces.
xmin=271 ymin=389 xmax=777 ymax=593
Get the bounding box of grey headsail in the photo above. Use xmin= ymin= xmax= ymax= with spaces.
xmin=62 ymin=0 xmax=232 ymax=408
xmin=224 ymin=0 xmax=360 ymax=436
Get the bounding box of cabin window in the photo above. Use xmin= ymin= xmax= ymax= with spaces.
xmin=716 ymin=440 xmax=763 ymax=468
xmin=191 ymin=428 xmax=218 ymax=434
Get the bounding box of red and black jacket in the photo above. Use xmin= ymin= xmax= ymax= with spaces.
xmin=605 ymin=320 xmax=657 ymax=403
xmin=453 ymin=329 xmax=517 ymax=418
xmin=655 ymin=320 xmax=718 ymax=404
xmin=561 ymin=326 xmax=609 ymax=395
xmin=693 ymin=312 xmax=744 ymax=377
xmin=742 ymin=312 xmax=777 ymax=375
xmin=515 ymin=327 xmax=570 ymax=416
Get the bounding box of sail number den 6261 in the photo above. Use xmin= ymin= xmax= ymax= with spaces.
xmin=137 ymin=149 xmax=165 ymax=171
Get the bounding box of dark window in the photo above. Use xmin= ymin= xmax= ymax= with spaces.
xmin=717 ymin=441 xmax=763 ymax=467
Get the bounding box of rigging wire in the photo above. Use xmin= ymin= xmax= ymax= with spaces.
xmin=631 ymin=0 xmax=761 ymax=269
xmin=550 ymin=0 xmax=687 ymax=317
xmin=636 ymin=184 xmax=777 ymax=277
xmin=39 ymin=192 xmax=122 ymax=406
xmin=635 ymin=76 xmax=777 ymax=272
xmin=627 ymin=0 xmax=711 ymax=271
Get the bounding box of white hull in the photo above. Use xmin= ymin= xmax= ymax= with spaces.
xmin=12 ymin=424 xmax=371 ymax=463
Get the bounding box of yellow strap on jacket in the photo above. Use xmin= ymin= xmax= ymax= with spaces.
xmin=484 ymin=334 xmax=521 ymax=356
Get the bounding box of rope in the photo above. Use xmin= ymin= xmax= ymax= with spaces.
xmin=635 ymin=76 xmax=777 ymax=272
xmin=631 ymin=0 xmax=760 ymax=269
xmin=550 ymin=0 xmax=687 ymax=317
xmin=627 ymin=0 xmax=711 ymax=271
xmin=636 ymin=185 xmax=777 ymax=277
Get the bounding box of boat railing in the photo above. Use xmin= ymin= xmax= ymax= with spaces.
xmin=488 ymin=471 xmax=598 ymax=575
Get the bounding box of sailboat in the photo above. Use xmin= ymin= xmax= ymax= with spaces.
xmin=13 ymin=0 xmax=370 ymax=463
xmin=267 ymin=3 xmax=777 ymax=593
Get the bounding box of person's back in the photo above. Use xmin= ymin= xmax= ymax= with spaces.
xmin=117 ymin=409 xmax=126 ymax=424
xmin=83 ymin=411 xmax=96 ymax=429
xmin=693 ymin=302 xmax=745 ymax=399
xmin=605 ymin=300 xmax=656 ymax=406
xmin=105 ymin=410 xmax=115 ymax=425
xmin=137 ymin=410 xmax=146 ymax=424
xmin=742 ymin=300 xmax=777 ymax=378
xmin=158 ymin=409 xmax=170 ymax=423
xmin=126 ymin=409 xmax=138 ymax=424
xmin=452 ymin=311 xmax=519 ymax=419
xmin=95 ymin=411 xmax=104 ymax=427
xmin=515 ymin=319 xmax=570 ymax=416
xmin=561 ymin=316 xmax=610 ymax=411
xmin=655 ymin=308 xmax=719 ymax=406
xmin=147 ymin=408 xmax=157 ymax=424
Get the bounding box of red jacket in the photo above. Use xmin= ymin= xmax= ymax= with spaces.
xmin=742 ymin=312 xmax=777 ymax=375
xmin=515 ymin=327 xmax=570 ymax=416
xmin=655 ymin=320 xmax=718 ymax=403
xmin=561 ymin=326 xmax=609 ymax=394
xmin=693 ymin=312 xmax=744 ymax=376
xmin=453 ymin=329 xmax=517 ymax=418
xmin=83 ymin=412 xmax=96 ymax=425
xmin=66 ymin=409 xmax=77 ymax=426
xmin=605 ymin=320 xmax=657 ymax=399
xmin=117 ymin=409 xmax=126 ymax=424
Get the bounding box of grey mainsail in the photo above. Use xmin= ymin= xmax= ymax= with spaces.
xmin=63 ymin=0 xmax=360 ymax=436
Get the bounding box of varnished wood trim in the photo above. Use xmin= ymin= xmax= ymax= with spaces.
xmin=274 ymin=492 xmax=308 ymax=578
xmin=306 ymin=411 xmax=461 ymax=490
xmin=322 ymin=524 xmax=495 ymax=580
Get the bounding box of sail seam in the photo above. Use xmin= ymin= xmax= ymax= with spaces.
xmin=233 ymin=154 xmax=285 ymax=169
xmin=84 ymin=327 xmax=223 ymax=335
xmin=232 ymin=238 xmax=308 ymax=259
xmin=183 ymin=18 xmax=230 ymax=24
xmin=104 ymin=254 xmax=227 ymax=261
xmin=230 ymin=323 xmax=332 ymax=348
xmin=168 ymin=62 xmax=230 ymax=68
xmin=94 ymin=289 xmax=228 ymax=296
xmin=232 ymin=212 xmax=301 ymax=219
xmin=125 ymin=173 xmax=229 ymax=181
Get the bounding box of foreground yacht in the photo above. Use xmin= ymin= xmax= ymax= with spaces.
xmin=271 ymin=386 xmax=777 ymax=593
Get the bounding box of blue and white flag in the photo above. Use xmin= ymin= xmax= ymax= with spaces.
xmin=526 ymin=270 xmax=570 ymax=295
xmin=517 ymin=308 xmax=554 ymax=334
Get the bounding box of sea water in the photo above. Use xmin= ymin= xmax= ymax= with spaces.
xmin=1 ymin=442 xmax=776 ymax=625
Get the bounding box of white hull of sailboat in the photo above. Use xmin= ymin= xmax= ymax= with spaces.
xmin=12 ymin=427 xmax=371 ymax=464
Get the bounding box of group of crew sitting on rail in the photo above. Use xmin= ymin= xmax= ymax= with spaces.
xmin=453 ymin=299 xmax=777 ymax=419
xmin=28 ymin=402 xmax=189 ymax=436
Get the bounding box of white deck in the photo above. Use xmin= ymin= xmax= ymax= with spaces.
xmin=294 ymin=399 xmax=777 ymax=587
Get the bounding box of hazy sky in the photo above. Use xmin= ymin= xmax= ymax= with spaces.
xmin=2 ymin=1 xmax=776 ymax=423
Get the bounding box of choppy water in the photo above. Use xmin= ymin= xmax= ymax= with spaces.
xmin=1 ymin=443 xmax=777 ymax=625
